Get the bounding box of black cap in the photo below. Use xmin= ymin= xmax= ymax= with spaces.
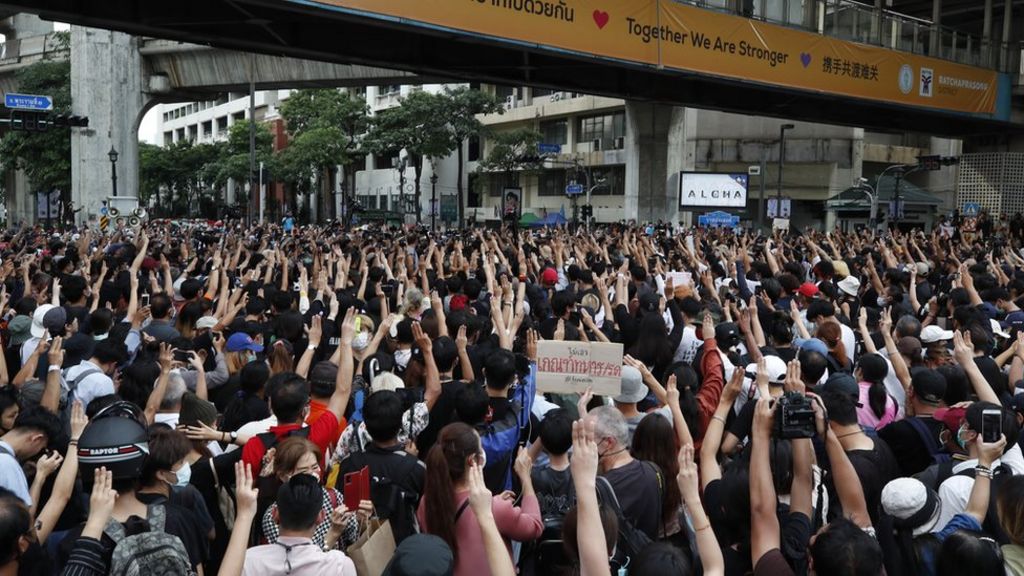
xmin=911 ymin=370 xmax=947 ymax=405
xmin=639 ymin=292 xmax=661 ymax=313
xmin=715 ymin=322 xmax=741 ymax=349
xmin=382 ymin=534 xmax=453 ymax=576
xmin=822 ymin=373 xmax=862 ymax=407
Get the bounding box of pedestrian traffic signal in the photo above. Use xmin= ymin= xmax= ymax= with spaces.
xmin=7 ymin=111 xmax=89 ymax=132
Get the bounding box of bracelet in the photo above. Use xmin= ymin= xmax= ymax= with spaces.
xmin=975 ymin=467 xmax=994 ymax=479
xmin=48 ymin=365 xmax=62 ymax=372
xmin=221 ymin=432 xmax=228 ymax=442
xmin=68 ymin=439 xmax=78 ymax=446
xmin=711 ymin=415 xmax=727 ymax=425
xmin=694 ymin=524 xmax=712 ymax=532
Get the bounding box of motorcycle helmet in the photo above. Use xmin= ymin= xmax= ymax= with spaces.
xmin=76 ymin=401 xmax=149 ymax=482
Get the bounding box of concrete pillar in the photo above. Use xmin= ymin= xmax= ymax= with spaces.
xmin=70 ymin=26 xmax=148 ymax=225
xmin=926 ymin=136 xmax=962 ymax=212
xmin=983 ymin=0 xmax=994 ymax=65
xmin=624 ymin=102 xmax=694 ymax=225
xmin=930 ymin=0 xmax=942 ymax=56
xmin=1000 ymin=0 xmax=1013 ymax=70
xmin=0 ymin=13 xmax=53 ymax=42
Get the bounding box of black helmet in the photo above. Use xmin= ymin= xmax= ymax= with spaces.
xmin=77 ymin=401 xmax=149 ymax=482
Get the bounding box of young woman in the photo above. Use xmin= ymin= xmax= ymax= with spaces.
xmin=854 ymin=353 xmax=898 ymax=430
xmin=418 ymin=422 xmax=543 ymax=576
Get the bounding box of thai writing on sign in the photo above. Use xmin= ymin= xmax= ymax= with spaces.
xmin=536 ymin=341 xmax=624 ymax=396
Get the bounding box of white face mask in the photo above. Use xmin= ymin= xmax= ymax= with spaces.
xmin=170 ymin=463 xmax=191 ymax=488
xmin=352 ymin=332 xmax=371 ymax=352
xmin=877 ymin=296 xmax=888 ymax=307
xmin=394 ymin=348 xmax=412 ymax=369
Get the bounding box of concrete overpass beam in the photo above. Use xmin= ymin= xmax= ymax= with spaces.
xmin=1001 ymin=0 xmax=1013 ymax=71
xmin=70 ymin=26 xmax=148 ymax=226
xmin=0 ymin=13 xmax=52 ymax=41
xmin=624 ymin=102 xmax=694 ymax=225
xmin=930 ymin=0 xmax=942 ymax=57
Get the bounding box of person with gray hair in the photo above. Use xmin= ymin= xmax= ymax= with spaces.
xmin=154 ymin=370 xmax=188 ymax=428
xmin=587 ymin=405 xmax=663 ymax=541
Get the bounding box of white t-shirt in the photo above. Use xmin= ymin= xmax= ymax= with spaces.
xmin=673 ymin=325 xmax=701 ymax=365
xmin=64 ymin=360 xmax=114 ymax=410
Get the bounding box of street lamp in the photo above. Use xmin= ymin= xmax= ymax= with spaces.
xmin=108 ymin=146 xmax=119 ymax=198
xmin=777 ymin=124 xmax=795 ymax=212
xmin=430 ymin=171 xmax=439 ymax=233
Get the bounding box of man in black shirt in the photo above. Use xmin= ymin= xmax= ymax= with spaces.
xmin=339 ymin=390 xmax=425 ymax=542
xmin=878 ymin=370 xmax=948 ymax=477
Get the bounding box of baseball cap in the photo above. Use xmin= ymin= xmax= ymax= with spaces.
xmin=614 ymin=366 xmax=647 ymax=404
xmin=638 ymin=292 xmax=660 ymax=313
xmin=794 ymin=337 xmax=829 ymax=357
xmin=991 ymin=319 xmax=1011 ymax=340
xmin=8 ymin=315 xmax=32 ymax=347
xmin=195 ymin=316 xmax=218 ymax=330
xmin=920 ymin=325 xmax=954 ymax=344
xmin=837 ymin=276 xmax=860 ymax=297
xmin=744 ymin=356 xmax=787 ymax=386
xmin=911 ymin=370 xmax=946 ymax=405
xmin=798 ymin=282 xmax=819 ymax=298
xmin=715 ymin=323 xmax=742 ymax=349
xmin=916 ymin=262 xmax=931 ymax=276
xmin=881 ymin=478 xmax=941 ymax=536
xmin=31 ymin=304 xmax=61 ymax=339
xmin=541 ymin=268 xmax=558 ymax=286
xmin=382 ymin=534 xmax=453 ymax=576
xmin=821 ymin=372 xmax=861 ymax=405
xmin=226 ymin=332 xmax=264 ymax=353
xmin=932 ymin=406 xmax=967 ymax=432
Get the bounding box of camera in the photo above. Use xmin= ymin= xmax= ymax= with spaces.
xmin=773 ymin=392 xmax=817 ymax=439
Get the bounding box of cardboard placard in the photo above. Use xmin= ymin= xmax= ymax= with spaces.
xmin=667 ymin=271 xmax=692 ymax=288
xmin=536 ymin=341 xmax=624 ymax=396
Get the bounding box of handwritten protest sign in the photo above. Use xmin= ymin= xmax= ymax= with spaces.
xmin=667 ymin=271 xmax=692 ymax=288
xmin=536 ymin=341 xmax=624 ymax=396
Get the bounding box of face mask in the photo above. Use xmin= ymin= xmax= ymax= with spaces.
xmin=394 ymin=348 xmax=412 ymax=369
xmin=246 ymin=352 xmax=258 ymax=363
xmin=877 ymin=297 xmax=888 ymax=307
xmin=955 ymin=424 xmax=969 ymax=450
xmin=170 ymin=463 xmax=191 ymax=488
xmin=352 ymin=332 xmax=371 ymax=352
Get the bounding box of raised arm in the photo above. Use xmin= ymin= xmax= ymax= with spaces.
xmin=144 ymin=344 xmax=173 ymax=425
xmin=952 ymin=331 xmax=1001 ymax=405
xmin=413 ymin=322 xmax=442 ymax=410
xmin=700 ymin=368 xmax=743 ymax=489
xmin=570 ymin=419 xmax=612 ymax=576
xmin=750 ymin=397 xmax=781 ymax=568
xmin=678 ymin=444 xmax=724 ymax=576
xmin=326 ymin=309 xmax=356 ymax=422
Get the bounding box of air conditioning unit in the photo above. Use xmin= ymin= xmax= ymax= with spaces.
xmin=505 ymin=95 xmax=515 ymax=109
xmin=551 ymin=91 xmax=566 ymax=102
xmin=592 ymin=139 xmax=602 ymax=151
xmin=614 ymin=136 xmax=624 ymax=149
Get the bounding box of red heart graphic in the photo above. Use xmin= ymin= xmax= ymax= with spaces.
xmin=593 ymin=10 xmax=609 ymax=29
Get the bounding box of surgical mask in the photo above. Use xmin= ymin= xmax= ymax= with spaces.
xmin=170 ymin=463 xmax=191 ymax=488
xmin=246 ymin=352 xmax=258 ymax=363
xmin=955 ymin=424 xmax=969 ymax=450
xmin=877 ymin=297 xmax=888 ymax=307
xmin=352 ymin=332 xmax=371 ymax=352
xmin=394 ymin=348 xmax=412 ymax=369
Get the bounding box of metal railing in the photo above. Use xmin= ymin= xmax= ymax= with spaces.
xmin=673 ymin=0 xmax=1015 ymax=73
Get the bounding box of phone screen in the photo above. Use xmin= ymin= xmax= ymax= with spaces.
xmin=982 ymin=410 xmax=1002 ymax=443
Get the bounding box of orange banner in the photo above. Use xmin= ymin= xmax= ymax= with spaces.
xmin=312 ymin=0 xmax=998 ymax=115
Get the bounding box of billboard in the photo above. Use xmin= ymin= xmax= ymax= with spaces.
xmin=317 ymin=0 xmax=999 ymax=116
xmin=679 ymin=173 xmax=748 ymax=209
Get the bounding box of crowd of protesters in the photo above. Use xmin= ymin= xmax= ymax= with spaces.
xmin=0 ymin=215 xmax=1022 ymax=576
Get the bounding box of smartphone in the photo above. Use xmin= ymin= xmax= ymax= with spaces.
xmin=343 ymin=466 xmax=370 ymax=511
xmin=140 ymin=293 xmax=150 ymax=307
xmin=173 ymin=349 xmax=191 ymax=363
xmin=354 ymin=316 xmax=362 ymax=333
xmin=982 ymin=409 xmax=1002 ymax=443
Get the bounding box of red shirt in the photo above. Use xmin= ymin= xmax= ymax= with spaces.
xmin=242 ymin=410 xmax=345 ymax=475
xmin=307 ymin=399 xmax=347 ymax=447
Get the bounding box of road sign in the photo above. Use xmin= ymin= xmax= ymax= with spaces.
xmin=565 ymin=183 xmax=584 ymax=196
xmin=962 ymin=202 xmax=981 ymax=217
xmin=538 ymin=143 xmax=561 ymax=154
xmin=747 ymin=165 xmax=761 ymax=176
xmin=4 ymin=93 xmax=53 ymax=111
xmin=697 ymin=210 xmax=740 ymax=228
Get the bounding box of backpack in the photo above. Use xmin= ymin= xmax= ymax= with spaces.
xmin=906 ymin=417 xmax=952 ymax=465
xmin=343 ymin=449 xmax=422 ymax=543
xmin=59 ymin=365 xmax=102 ymax=434
xmin=105 ymin=504 xmax=195 ymax=576
xmin=596 ymin=472 xmax=656 ymax=571
xmin=254 ymin=427 xmax=312 ymax=542
xmin=208 ymin=458 xmax=236 ymax=531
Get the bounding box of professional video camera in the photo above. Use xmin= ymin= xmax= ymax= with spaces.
xmin=773 ymin=392 xmax=817 ymax=439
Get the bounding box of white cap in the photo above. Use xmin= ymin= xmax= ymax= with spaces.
xmin=920 ymin=325 xmax=954 ymax=344
xmin=837 ymin=276 xmax=861 ymax=297
xmin=991 ymin=319 xmax=1011 ymax=339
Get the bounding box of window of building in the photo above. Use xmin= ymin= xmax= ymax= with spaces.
xmin=540 ymin=119 xmax=568 ymax=146
xmin=538 ymin=169 xmax=571 ymax=197
xmin=374 ymin=150 xmax=400 ymax=170
xmin=494 ymin=86 xmax=515 ymax=101
xmin=163 ymin=131 xmax=173 ymax=146
xmin=467 ymin=173 xmax=482 ymax=207
xmin=187 ymin=125 xmax=198 ymax=141
xmin=233 ymin=111 xmax=245 ymax=123
xmin=578 ymin=111 xmax=625 ymax=150
xmin=175 ymin=127 xmax=185 ymax=141
xmin=468 ymin=135 xmax=480 ymax=162
xmin=202 ymin=120 xmax=213 ymax=138
xmin=590 ymin=165 xmax=625 ymax=196
xmin=216 ymin=116 xmax=228 ymax=135
xmin=378 ymin=85 xmax=401 ymax=95
xmin=532 ymin=88 xmax=553 ymax=98
xmin=487 ymin=172 xmax=513 ymax=197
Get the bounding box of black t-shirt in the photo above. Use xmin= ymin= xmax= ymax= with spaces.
xmin=844 ymin=437 xmax=900 ymax=526
xmin=338 ymin=443 xmax=426 ymax=499
xmin=727 ymin=400 xmax=757 ymax=447
xmin=415 ymin=379 xmax=466 ymax=456
xmin=878 ymin=416 xmax=945 ymax=477
xmin=188 ymin=449 xmax=243 ymax=575
xmin=531 ymin=465 xmax=574 ymax=533
xmin=601 ymin=459 xmax=662 ymax=541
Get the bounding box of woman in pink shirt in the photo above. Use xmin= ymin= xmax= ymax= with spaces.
xmin=855 ymin=353 xmax=898 ymax=430
xmin=417 ymin=422 xmax=543 ymax=576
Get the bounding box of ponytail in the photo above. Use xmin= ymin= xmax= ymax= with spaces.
xmin=421 ymin=422 xmax=479 ymax=560
xmin=868 ymin=380 xmax=887 ymax=419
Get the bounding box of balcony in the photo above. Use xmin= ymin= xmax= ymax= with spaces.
xmin=675 ymin=0 xmax=1016 ymax=73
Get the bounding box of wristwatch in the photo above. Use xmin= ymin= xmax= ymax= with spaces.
xmin=229 ymin=431 xmax=238 ymax=442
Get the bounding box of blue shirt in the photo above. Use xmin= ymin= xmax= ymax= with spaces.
xmin=283 ymin=217 xmax=295 ymax=232
xmin=0 ymin=440 xmax=31 ymax=505
xmin=919 ymin=513 xmax=983 ymax=576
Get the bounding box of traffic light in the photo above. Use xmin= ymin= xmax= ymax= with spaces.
xmin=8 ymin=111 xmax=89 ymax=132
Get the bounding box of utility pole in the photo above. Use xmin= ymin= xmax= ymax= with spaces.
xmin=248 ymin=53 xmax=256 ymax=226
xmin=777 ymin=123 xmax=795 ymax=209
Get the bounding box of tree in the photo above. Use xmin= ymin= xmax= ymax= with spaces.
xmin=363 ymin=90 xmax=453 ymax=224
xmin=0 ymin=34 xmax=72 ymax=201
xmin=477 ymin=128 xmax=543 ymax=187
xmin=277 ymin=89 xmax=368 ymax=223
xmin=441 ymin=87 xmax=503 ymax=228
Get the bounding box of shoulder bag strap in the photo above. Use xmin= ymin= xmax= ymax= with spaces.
xmin=208 ymin=457 xmax=220 ymax=488
xmin=454 ymin=498 xmax=471 ymax=523
xmin=147 ymin=503 xmax=167 ymax=533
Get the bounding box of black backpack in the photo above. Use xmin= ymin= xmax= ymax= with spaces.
xmin=342 ymin=449 xmax=422 ymax=544
xmin=253 ymin=427 xmax=312 ymax=543
xmin=595 ymin=463 xmax=663 ymax=571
